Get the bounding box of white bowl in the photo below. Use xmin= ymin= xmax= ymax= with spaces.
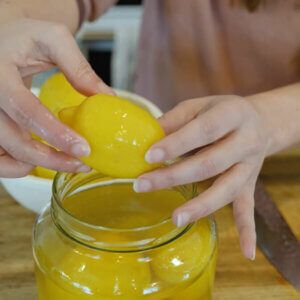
xmin=0 ymin=89 xmax=163 ymax=213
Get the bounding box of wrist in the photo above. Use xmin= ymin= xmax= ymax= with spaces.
xmin=248 ymin=95 xmax=277 ymax=156
xmin=248 ymin=86 xmax=300 ymax=156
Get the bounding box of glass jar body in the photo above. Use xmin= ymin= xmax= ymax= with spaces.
xmin=34 ymin=209 xmax=217 ymax=300
xmin=33 ymin=173 xmax=217 ymax=300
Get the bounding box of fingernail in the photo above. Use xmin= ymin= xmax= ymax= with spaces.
xmin=250 ymin=248 xmax=256 ymax=261
xmin=175 ymin=212 xmax=190 ymax=227
xmin=244 ymin=245 xmax=256 ymax=261
xmin=71 ymin=143 xmax=90 ymax=158
xmin=133 ymin=178 xmax=152 ymax=193
xmin=76 ymin=165 xmax=91 ymax=173
xmin=145 ymin=148 xmax=165 ymax=163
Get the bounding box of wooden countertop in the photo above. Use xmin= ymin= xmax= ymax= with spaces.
xmin=0 ymin=176 xmax=300 ymax=299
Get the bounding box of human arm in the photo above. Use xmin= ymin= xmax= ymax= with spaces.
xmin=0 ymin=0 xmax=115 ymax=177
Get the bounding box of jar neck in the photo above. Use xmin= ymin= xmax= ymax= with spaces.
xmin=51 ymin=171 xmax=198 ymax=252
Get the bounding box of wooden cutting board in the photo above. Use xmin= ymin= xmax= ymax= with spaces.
xmin=0 ymin=175 xmax=299 ymax=300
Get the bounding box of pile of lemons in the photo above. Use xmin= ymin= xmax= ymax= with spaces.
xmin=33 ymin=73 xmax=164 ymax=179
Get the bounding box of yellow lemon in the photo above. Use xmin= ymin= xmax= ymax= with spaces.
xmin=39 ymin=72 xmax=86 ymax=116
xmin=151 ymin=218 xmax=214 ymax=284
xmin=33 ymin=72 xmax=86 ymax=179
xmin=36 ymin=227 xmax=150 ymax=299
xmin=56 ymin=246 xmax=151 ymax=297
xmin=59 ymin=94 xmax=165 ymax=178
xmin=33 ymin=166 xmax=56 ymax=179
xmin=172 ymin=247 xmax=217 ymax=300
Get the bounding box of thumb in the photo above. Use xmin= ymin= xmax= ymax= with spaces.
xmin=37 ymin=22 xmax=114 ymax=96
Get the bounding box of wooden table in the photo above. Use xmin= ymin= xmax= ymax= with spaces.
xmin=0 ymin=176 xmax=300 ymax=300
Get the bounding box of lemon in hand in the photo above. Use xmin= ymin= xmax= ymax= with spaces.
xmin=39 ymin=72 xmax=86 ymax=116
xmin=59 ymin=94 xmax=164 ymax=178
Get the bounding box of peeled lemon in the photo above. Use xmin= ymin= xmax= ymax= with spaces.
xmin=59 ymin=94 xmax=165 ymax=178
xmin=39 ymin=72 xmax=86 ymax=116
xmin=151 ymin=218 xmax=214 ymax=284
xmin=37 ymin=227 xmax=151 ymax=299
xmin=56 ymin=247 xmax=151 ymax=297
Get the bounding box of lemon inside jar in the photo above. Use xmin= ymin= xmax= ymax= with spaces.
xmin=34 ymin=173 xmax=217 ymax=300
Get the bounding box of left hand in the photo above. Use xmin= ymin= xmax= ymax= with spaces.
xmin=134 ymin=95 xmax=272 ymax=260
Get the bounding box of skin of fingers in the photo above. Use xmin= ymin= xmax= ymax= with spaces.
xmin=19 ymin=63 xmax=55 ymax=78
xmin=172 ymin=162 xmax=254 ymax=226
xmin=0 ymin=21 xmax=56 ymax=76
xmin=0 ymin=146 xmax=5 ymax=155
xmin=0 ymin=109 xmax=89 ymax=172
xmin=33 ymin=20 xmax=114 ymax=95
xmin=22 ymin=75 xmax=33 ymax=89
xmin=0 ymin=154 xmax=34 ymax=178
xmin=1 ymin=19 xmax=113 ymax=96
xmin=136 ymin=132 xmax=252 ymax=192
xmin=146 ymin=100 xmax=244 ymax=163
xmin=233 ymin=186 xmax=256 ymax=260
xmin=0 ymin=76 xmax=91 ymax=158
xmin=158 ymin=98 xmax=210 ymax=135
xmin=232 ymin=160 xmax=264 ymax=260
xmin=0 ymin=19 xmax=114 ymax=163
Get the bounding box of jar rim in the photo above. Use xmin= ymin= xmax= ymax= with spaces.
xmin=51 ymin=171 xmax=215 ymax=252
xmin=52 ymin=173 xmax=178 ymax=232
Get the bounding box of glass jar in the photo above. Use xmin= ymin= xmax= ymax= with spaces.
xmin=33 ymin=171 xmax=217 ymax=300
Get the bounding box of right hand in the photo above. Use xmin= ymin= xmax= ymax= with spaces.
xmin=0 ymin=18 xmax=113 ymax=178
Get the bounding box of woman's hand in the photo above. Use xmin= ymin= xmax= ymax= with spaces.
xmin=134 ymin=95 xmax=272 ymax=260
xmin=0 ymin=18 xmax=113 ymax=178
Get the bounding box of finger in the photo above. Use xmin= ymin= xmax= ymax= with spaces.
xmin=0 ymin=110 xmax=90 ymax=172
xmin=36 ymin=21 xmax=114 ymax=95
xmin=172 ymin=163 xmax=254 ymax=226
xmin=158 ymin=98 xmax=209 ymax=134
xmin=136 ymin=133 xmax=246 ymax=192
xmin=0 ymin=146 xmax=5 ymax=155
xmin=0 ymin=73 xmax=91 ymax=158
xmin=146 ymin=100 xmax=244 ymax=163
xmin=233 ymin=186 xmax=256 ymax=260
xmin=19 ymin=62 xmax=55 ymax=78
xmin=22 ymin=75 xmax=33 ymax=89
xmin=0 ymin=154 xmax=34 ymax=178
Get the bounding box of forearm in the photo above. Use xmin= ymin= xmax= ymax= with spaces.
xmin=249 ymin=82 xmax=300 ymax=156
xmin=0 ymin=0 xmax=79 ymax=33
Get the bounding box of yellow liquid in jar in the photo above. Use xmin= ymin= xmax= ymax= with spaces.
xmin=35 ymin=184 xmax=217 ymax=300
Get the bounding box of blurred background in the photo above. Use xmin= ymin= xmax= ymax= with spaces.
xmin=31 ymin=0 xmax=300 ymax=178
xmin=33 ymin=0 xmax=143 ymax=91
